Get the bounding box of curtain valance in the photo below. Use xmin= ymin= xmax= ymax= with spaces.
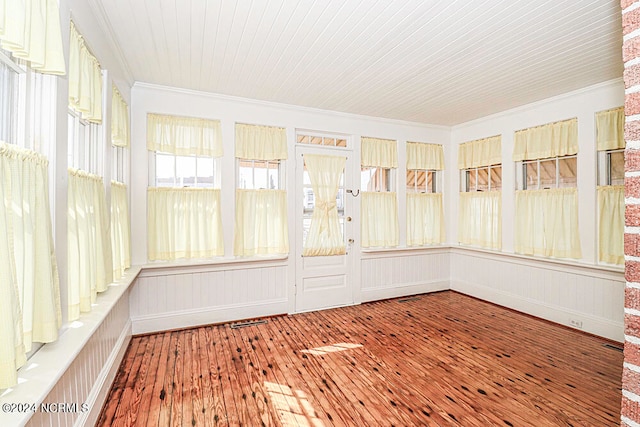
xmin=596 ymin=107 xmax=624 ymax=151
xmin=361 ymin=137 xmax=397 ymax=168
xmin=406 ymin=142 xmax=444 ymax=170
xmin=147 ymin=113 xmax=223 ymax=157
xmin=513 ymin=118 xmax=577 ymax=161
xmin=0 ymin=0 xmax=65 ymax=75
xmin=235 ymin=123 xmax=287 ymax=160
xmin=111 ymin=85 xmax=130 ymax=148
xmin=69 ymin=21 xmax=102 ymax=123
xmin=458 ymin=135 xmax=501 ymax=169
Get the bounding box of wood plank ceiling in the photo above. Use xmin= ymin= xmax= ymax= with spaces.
xmin=93 ymin=0 xmax=623 ymax=126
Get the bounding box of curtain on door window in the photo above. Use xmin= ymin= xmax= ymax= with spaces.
xmin=361 ymin=136 xmax=398 ymax=247
xmin=0 ymin=0 xmax=65 ymax=75
xmin=406 ymin=142 xmax=444 ymax=245
xmin=457 ymin=135 xmax=502 ymax=249
xmin=514 ymin=188 xmax=581 ymax=259
xmin=303 ymin=154 xmax=346 ymax=256
xmin=148 ymin=188 xmax=224 ymax=260
xmin=0 ymin=143 xmax=61 ymax=389
xmin=67 ymin=169 xmax=113 ymax=321
xmin=68 ymin=21 xmax=102 ymax=123
xmin=458 ymin=192 xmax=501 ymax=250
xmin=234 ymin=123 xmax=289 ymax=256
xmin=111 ymin=181 xmax=131 ymax=280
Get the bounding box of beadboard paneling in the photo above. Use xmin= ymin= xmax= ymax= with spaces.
xmin=130 ymin=262 xmax=289 ymax=334
xmin=361 ymin=249 xmax=450 ymax=302
xmin=450 ymin=249 xmax=625 ymax=342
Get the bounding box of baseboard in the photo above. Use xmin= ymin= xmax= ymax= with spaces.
xmin=131 ymin=298 xmax=289 ymax=335
xmin=361 ymin=280 xmax=450 ymax=303
xmin=450 ymin=279 xmax=624 ymax=343
xmin=79 ymin=320 xmax=132 ymax=427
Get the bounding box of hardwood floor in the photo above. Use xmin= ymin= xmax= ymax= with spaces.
xmin=97 ymin=291 xmax=623 ymax=426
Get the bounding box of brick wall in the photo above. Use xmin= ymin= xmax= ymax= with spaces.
xmin=623 ymin=1 xmax=640 ymax=425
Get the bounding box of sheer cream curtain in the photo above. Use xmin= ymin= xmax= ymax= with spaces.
xmin=458 ymin=135 xmax=501 ymax=169
xmin=406 ymin=142 xmax=445 ymax=245
xmin=111 ymin=85 xmax=130 ymax=147
xmin=234 ymin=123 xmax=289 ymax=256
xmin=68 ymin=21 xmax=102 ymax=123
xmin=514 ymin=188 xmax=582 ymax=259
xmin=458 ymin=192 xmax=501 ymax=250
xmin=0 ymin=143 xmax=61 ymax=389
xmin=147 ymin=113 xmax=224 ymax=260
xmin=361 ymin=136 xmax=399 ymax=248
xmin=457 ymin=135 xmax=502 ymax=249
xmin=148 ymin=188 xmax=224 ymax=260
xmin=0 ymin=0 xmax=66 ymax=75
xmin=67 ymin=169 xmax=113 ymax=321
xmin=407 ymin=193 xmax=444 ymax=246
xmin=596 ymin=107 xmax=625 ymax=265
xmin=512 ymin=118 xmax=581 ymax=259
xmin=597 ymin=186 xmax=623 ymax=265
xmin=596 ymin=107 xmax=624 ymax=151
xmin=303 ymin=154 xmax=346 ymax=256
xmin=513 ymin=118 xmax=577 ymax=161
xmin=147 ymin=113 xmax=223 ymax=157
xmin=111 ymin=181 xmax=131 ymax=280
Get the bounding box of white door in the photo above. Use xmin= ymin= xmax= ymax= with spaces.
xmin=295 ymin=145 xmax=355 ymax=312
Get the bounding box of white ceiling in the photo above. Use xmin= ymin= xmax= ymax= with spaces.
xmin=93 ymin=0 xmax=623 ymax=126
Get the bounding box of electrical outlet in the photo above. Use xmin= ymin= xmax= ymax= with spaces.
xmin=569 ymin=319 xmax=583 ymax=329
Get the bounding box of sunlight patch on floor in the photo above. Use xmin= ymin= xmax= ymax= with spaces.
xmin=300 ymin=342 xmax=363 ymax=356
xmin=264 ymin=381 xmax=324 ymax=427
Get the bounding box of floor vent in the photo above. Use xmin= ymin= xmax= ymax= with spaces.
xmin=230 ymin=319 xmax=268 ymax=329
xmin=398 ymin=297 xmax=420 ymax=303
xmin=603 ymin=343 xmax=623 ymax=352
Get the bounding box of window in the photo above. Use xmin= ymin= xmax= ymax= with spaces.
xmin=517 ymin=156 xmax=576 ymax=190
xmin=238 ymin=160 xmax=281 ymax=189
xmin=0 ymin=53 xmax=20 ymax=145
xmin=112 ymin=145 xmax=127 ymax=183
xmin=153 ymin=153 xmax=219 ymax=188
xmin=598 ymin=149 xmax=624 ymax=186
xmin=361 ymin=167 xmax=393 ymax=192
xmin=407 ymin=170 xmax=436 ymax=193
xmin=68 ymin=110 xmax=103 ymax=174
xmin=462 ymin=165 xmax=502 ymax=192
xmin=297 ymin=134 xmax=347 ymax=147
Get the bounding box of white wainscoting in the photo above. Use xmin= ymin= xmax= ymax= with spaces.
xmin=3 ymin=269 xmax=139 ymax=427
xmin=450 ymin=248 xmax=625 ymax=342
xmin=361 ymin=248 xmax=450 ymax=302
xmin=130 ymin=259 xmax=289 ymax=335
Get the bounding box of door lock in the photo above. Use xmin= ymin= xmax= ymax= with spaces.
xmin=348 ymin=239 xmax=355 ymax=244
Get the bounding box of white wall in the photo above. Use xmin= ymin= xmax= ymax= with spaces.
xmin=448 ymin=79 xmax=626 ymax=341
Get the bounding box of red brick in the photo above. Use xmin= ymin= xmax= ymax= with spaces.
xmin=627 ymin=313 xmax=640 ymax=337
xmin=622 ymin=0 xmax=637 ymax=11
xmin=625 ymin=63 xmax=640 ymax=89
xmin=624 ymin=7 xmax=640 ymax=36
xmin=625 ymin=37 xmax=640 ymax=63
xmin=623 ymin=368 xmax=640 ymax=396
xmin=627 ymin=205 xmax=640 ymax=227
xmin=622 ymin=395 xmax=640 ymax=421
xmin=625 ymin=341 xmax=640 ymax=366
xmin=627 ymin=234 xmax=640 ymax=258
xmin=627 ymin=261 xmax=640 ymax=283
xmin=628 ymin=176 xmax=640 ymax=199
xmin=627 ymin=91 xmax=640 ymax=116
xmin=627 ymin=286 xmax=640 ymax=310
xmin=626 ymin=149 xmax=640 ymax=172
xmin=626 ymin=121 xmax=640 ymax=143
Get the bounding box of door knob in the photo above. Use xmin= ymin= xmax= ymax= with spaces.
xmin=348 ymin=239 xmax=354 ymax=244
xmin=346 ymin=216 xmax=352 ymax=222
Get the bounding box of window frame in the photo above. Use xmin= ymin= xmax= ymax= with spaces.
xmin=149 ymin=151 xmax=221 ymax=188
xmin=237 ymin=158 xmax=284 ymax=190
xmin=598 ymin=148 xmax=624 ymax=186
xmin=407 ymin=169 xmax=440 ymax=194
xmin=517 ymin=155 xmax=577 ymax=191
xmin=361 ymin=166 xmax=395 ymax=192
xmin=461 ymin=164 xmax=502 ymax=192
